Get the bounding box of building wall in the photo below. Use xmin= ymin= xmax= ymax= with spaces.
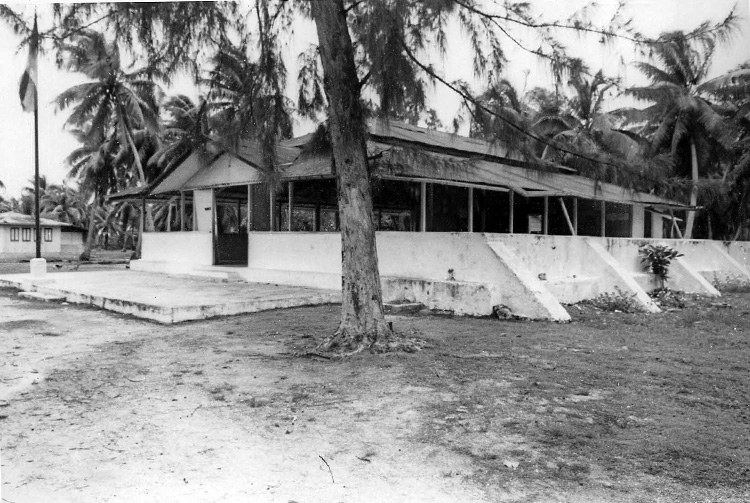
xmin=134 ymin=231 xmax=750 ymax=320
xmin=60 ymin=231 xmax=85 ymax=255
xmin=193 ymin=189 xmax=214 ymax=232
xmin=0 ymin=226 xmax=62 ymax=255
xmin=142 ymin=232 xmax=214 ymax=266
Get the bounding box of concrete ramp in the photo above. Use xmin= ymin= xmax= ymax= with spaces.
xmin=485 ymin=240 xmax=571 ymax=321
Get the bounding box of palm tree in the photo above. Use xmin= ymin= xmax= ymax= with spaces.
xmin=626 ymin=31 xmax=735 ymax=238
xmin=40 ymin=183 xmax=85 ymax=226
xmin=469 ymin=79 xmax=540 ymax=156
xmin=470 ymin=70 xmax=650 ymax=188
xmin=697 ymin=63 xmax=750 ymax=239
xmin=55 ymin=30 xmax=162 ymax=187
xmin=64 ymin=127 xmax=119 ymax=260
xmin=55 ymin=30 xmax=163 ymax=257
xmin=526 ymin=62 xmax=656 ymax=188
xmin=149 ymin=94 xmax=218 ymax=174
xmin=205 ymin=42 xmax=293 ymax=167
xmin=95 ymin=204 xmax=123 ymax=250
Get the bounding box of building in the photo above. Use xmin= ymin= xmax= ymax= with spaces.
xmin=0 ymin=212 xmax=86 ymax=259
xmin=118 ymin=120 xmax=750 ymax=321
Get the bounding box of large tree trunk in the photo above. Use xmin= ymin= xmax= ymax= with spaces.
xmin=310 ymin=0 xmax=392 ymax=350
xmin=684 ymin=138 xmax=699 ymax=239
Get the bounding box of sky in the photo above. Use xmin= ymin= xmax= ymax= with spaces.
xmin=0 ymin=0 xmax=748 ymax=198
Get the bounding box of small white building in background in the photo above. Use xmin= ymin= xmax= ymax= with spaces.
xmin=0 ymin=212 xmax=86 ymax=259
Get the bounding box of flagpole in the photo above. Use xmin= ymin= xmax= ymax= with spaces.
xmin=33 ymin=83 xmax=40 ymax=259
xmin=20 ymin=12 xmax=43 ymax=274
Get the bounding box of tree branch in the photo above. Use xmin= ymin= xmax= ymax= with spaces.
xmin=399 ymin=40 xmax=666 ymax=189
xmin=345 ymin=1 xmax=365 ymax=14
xmin=358 ymin=70 xmax=372 ymax=89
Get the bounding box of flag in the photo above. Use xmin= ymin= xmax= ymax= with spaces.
xmin=19 ymin=16 xmax=38 ymax=113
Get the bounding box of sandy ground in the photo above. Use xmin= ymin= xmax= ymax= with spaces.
xmin=1 ymin=285 xmax=749 ymax=502
xmin=0 ymin=292 xmax=488 ymax=503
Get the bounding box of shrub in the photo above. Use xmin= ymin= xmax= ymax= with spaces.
xmin=640 ymin=244 xmax=683 ymax=290
xmin=650 ymin=288 xmax=687 ymax=309
xmin=585 ymin=287 xmax=643 ymax=313
xmin=712 ymin=276 xmax=750 ymax=293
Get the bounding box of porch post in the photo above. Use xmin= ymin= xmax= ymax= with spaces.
xmin=269 ymin=186 xmax=276 ymax=232
xmin=650 ymin=211 xmax=664 ymax=239
xmin=237 ymin=198 xmax=241 ymax=231
xmin=573 ymin=197 xmax=578 ymax=235
xmin=180 ymin=191 xmax=186 ymax=231
xmin=631 ymin=204 xmax=645 ymax=238
xmin=600 ymin=200 xmax=606 ymax=237
xmin=559 ymin=198 xmax=575 ymax=236
xmin=467 ymin=187 xmax=474 ymax=233
xmin=420 ymin=181 xmax=427 ymax=232
xmin=508 ymin=190 xmax=514 ymax=233
xmin=543 ymin=196 xmax=549 ymax=235
xmin=288 ymin=181 xmax=294 ymax=232
xmin=247 ymin=183 xmax=253 ymax=234
xmin=139 ymin=196 xmax=145 ymax=241
xmin=669 ymin=209 xmax=683 ymax=238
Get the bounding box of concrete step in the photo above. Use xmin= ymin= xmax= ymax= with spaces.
xmin=383 ymin=301 xmax=425 ymax=314
xmin=186 ymin=269 xmax=243 ymax=283
xmin=18 ymin=291 xmax=66 ymax=302
xmin=187 ymin=271 xmax=231 ymax=282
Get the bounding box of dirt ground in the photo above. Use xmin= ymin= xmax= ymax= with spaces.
xmin=0 ymin=250 xmax=131 ymax=275
xmin=1 ymin=282 xmax=749 ymax=502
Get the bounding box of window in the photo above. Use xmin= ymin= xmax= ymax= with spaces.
xmin=10 ymin=227 xmax=19 ymax=241
xmin=22 ymin=227 xmax=31 ymax=242
xmin=44 ymin=228 xmax=52 ymax=242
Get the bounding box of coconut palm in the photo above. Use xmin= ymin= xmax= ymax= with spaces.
xmin=205 ymin=42 xmax=293 ymax=168
xmin=55 ymin=30 xmax=163 ymax=258
xmin=95 ymin=204 xmax=122 ymax=250
xmin=64 ymin=127 xmax=119 ymax=260
xmin=469 ymin=79 xmax=540 ymax=156
xmin=148 ymin=94 xmax=218 ymax=174
xmin=697 ymin=62 xmax=750 ymax=239
xmin=39 ymin=183 xmax=86 ymax=226
xmin=625 ymin=31 xmax=735 ymax=238
xmin=55 ymin=30 xmax=162 ymax=187
xmin=470 ymin=70 xmax=651 ymax=189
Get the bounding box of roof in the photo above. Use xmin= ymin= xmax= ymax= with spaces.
xmin=111 ymin=119 xmax=688 ymax=209
xmin=369 ymin=119 xmax=521 ymax=161
xmin=0 ymin=212 xmax=76 ymax=228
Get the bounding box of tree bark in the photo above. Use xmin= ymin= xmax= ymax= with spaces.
xmin=80 ymin=197 xmax=97 ymax=261
xmin=684 ymin=137 xmax=699 ymax=239
xmin=310 ymin=0 xmax=392 ymax=349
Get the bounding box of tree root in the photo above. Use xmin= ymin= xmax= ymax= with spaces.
xmin=315 ymin=327 xmax=427 ymax=357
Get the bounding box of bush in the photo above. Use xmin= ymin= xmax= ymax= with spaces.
xmin=640 ymin=244 xmax=683 ymax=290
xmin=585 ymin=287 xmax=643 ymax=313
xmin=650 ymin=288 xmax=687 ymax=309
xmin=712 ymin=276 xmax=750 ymax=293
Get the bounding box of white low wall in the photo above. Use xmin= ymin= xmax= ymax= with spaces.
xmin=140 ymin=232 xmax=214 ymax=266
xmin=134 ymin=230 xmax=750 ymax=321
xmin=243 ymin=232 xmax=570 ymax=320
xmin=725 ymin=242 xmax=750 ymax=271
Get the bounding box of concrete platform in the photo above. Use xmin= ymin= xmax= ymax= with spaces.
xmin=18 ymin=291 xmax=67 ymax=302
xmin=0 ymin=270 xmax=341 ymax=324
